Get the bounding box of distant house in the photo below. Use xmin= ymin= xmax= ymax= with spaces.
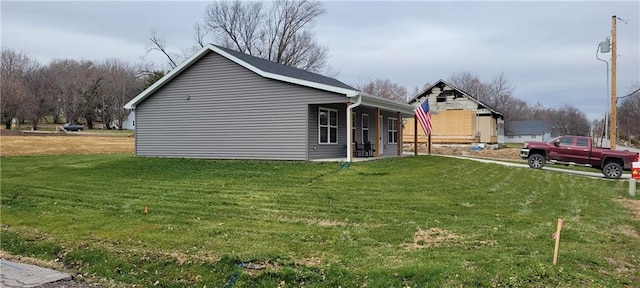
xmin=124 ymin=44 xmax=414 ymax=161
xmin=109 ymin=110 xmax=135 ymax=130
xmin=404 ymin=80 xmax=504 ymax=144
xmin=505 ymin=120 xmax=552 ymax=143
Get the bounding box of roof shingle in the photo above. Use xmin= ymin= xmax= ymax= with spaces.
xmin=213 ymin=45 xmax=357 ymax=91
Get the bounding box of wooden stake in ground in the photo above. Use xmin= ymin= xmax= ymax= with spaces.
xmin=553 ymin=218 xmax=563 ymax=265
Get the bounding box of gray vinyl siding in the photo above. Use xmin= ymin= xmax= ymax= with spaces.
xmin=376 ymin=110 xmax=399 ymax=157
xmin=307 ymin=104 xmax=348 ymax=160
xmin=135 ymin=51 xmax=345 ymax=160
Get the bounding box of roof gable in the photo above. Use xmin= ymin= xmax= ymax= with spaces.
xmin=125 ymin=44 xmax=360 ymax=109
xmin=407 ymin=79 xmax=504 ymax=117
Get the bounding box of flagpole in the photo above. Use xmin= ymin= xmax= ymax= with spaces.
xmin=414 ymin=118 xmax=418 ymax=155
xmin=428 ymin=133 xmax=431 ymax=155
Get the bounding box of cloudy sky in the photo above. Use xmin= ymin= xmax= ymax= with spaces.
xmin=2 ymin=1 xmax=639 ymax=121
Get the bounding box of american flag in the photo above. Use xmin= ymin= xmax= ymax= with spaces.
xmin=414 ymin=100 xmax=432 ymax=135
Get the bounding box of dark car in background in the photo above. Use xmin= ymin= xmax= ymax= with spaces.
xmin=60 ymin=123 xmax=84 ymax=132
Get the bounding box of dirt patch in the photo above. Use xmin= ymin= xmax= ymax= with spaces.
xmin=297 ymin=257 xmax=323 ymax=267
xmin=406 ymin=143 xmax=522 ymax=161
xmin=614 ymin=198 xmax=640 ymax=221
xmin=304 ymin=218 xmax=349 ymax=227
xmin=605 ymin=257 xmax=634 ymax=275
xmin=618 ymin=225 xmax=640 ymax=239
xmin=411 ymin=227 xmax=459 ymax=248
xmin=277 ymin=216 xmax=350 ymax=227
xmin=407 ymin=227 xmax=498 ymax=250
xmin=169 ymin=252 xmax=187 ymax=266
xmin=0 ymin=134 xmax=134 ymax=157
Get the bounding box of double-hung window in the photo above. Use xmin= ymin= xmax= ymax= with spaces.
xmin=319 ymin=107 xmax=338 ymax=144
xmin=388 ymin=117 xmax=398 ymax=144
xmin=362 ymin=114 xmax=369 ymax=143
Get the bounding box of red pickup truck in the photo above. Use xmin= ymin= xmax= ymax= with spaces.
xmin=520 ymin=135 xmax=639 ymax=179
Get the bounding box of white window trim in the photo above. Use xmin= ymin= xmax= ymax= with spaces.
xmin=362 ymin=113 xmax=369 ymax=143
xmin=388 ymin=117 xmax=398 ymax=144
xmin=318 ymin=107 xmax=338 ymax=144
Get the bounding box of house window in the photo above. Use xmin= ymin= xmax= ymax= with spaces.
xmin=388 ymin=117 xmax=398 ymax=144
xmin=362 ymin=114 xmax=369 ymax=143
xmin=436 ymin=94 xmax=446 ymax=102
xmin=319 ymin=107 xmax=338 ymax=144
xmin=352 ymin=112 xmax=356 ymax=142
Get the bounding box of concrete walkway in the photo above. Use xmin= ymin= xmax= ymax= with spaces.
xmin=1 ymin=259 xmax=71 ymax=288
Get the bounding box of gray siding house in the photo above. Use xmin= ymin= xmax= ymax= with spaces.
xmin=125 ymin=44 xmax=414 ymax=161
xmin=505 ymin=120 xmax=552 ymax=143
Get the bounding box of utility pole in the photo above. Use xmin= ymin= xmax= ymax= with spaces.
xmin=610 ymin=15 xmax=617 ymax=150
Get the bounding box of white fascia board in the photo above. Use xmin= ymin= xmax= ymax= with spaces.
xmin=208 ymin=45 xmax=360 ymax=97
xmin=124 ymin=45 xmax=212 ymax=109
xmin=359 ymin=92 xmax=415 ymax=115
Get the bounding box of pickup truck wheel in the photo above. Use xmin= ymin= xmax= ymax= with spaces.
xmin=528 ymin=154 xmax=546 ymax=169
xmin=602 ymin=163 xmax=623 ymax=179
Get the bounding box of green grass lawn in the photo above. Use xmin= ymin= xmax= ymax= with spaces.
xmin=1 ymin=155 xmax=638 ymax=287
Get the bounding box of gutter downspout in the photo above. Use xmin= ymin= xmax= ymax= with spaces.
xmin=346 ymin=93 xmax=363 ymax=162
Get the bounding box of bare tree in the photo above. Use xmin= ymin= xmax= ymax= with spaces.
xmin=146 ymin=29 xmax=180 ymax=69
xmin=204 ymin=0 xmax=328 ymax=72
xmin=448 ymin=71 xmax=528 ymax=133
xmin=617 ymin=82 xmax=640 ymax=143
xmin=448 ymin=72 xmax=490 ymax=102
xmin=1 ymin=49 xmax=38 ymax=128
xmin=542 ymin=105 xmax=591 ymax=136
xmin=486 ymin=73 xmax=515 ymax=110
xmin=356 ymin=79 xmax=408 ymax=103
xmin=193 ymin=23 xmax=209 ymax=48
xmin=592 ymin=117 xmax=606 ymax=140
xmin=22 ymin=65 xmax=55 ymax=130
xmin=205 ymin=0 xmax=263 ymax=54
xmin=47 ymin=59 xmax=101 ymax=125
xmin=100 ymin=59 xmax=144 ymax=129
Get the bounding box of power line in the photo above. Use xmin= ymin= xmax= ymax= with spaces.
xmin=618 ymin=87 xmax=640 ymax=99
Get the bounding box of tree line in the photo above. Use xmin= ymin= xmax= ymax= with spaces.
xmin=4 ymin=0 xmax=638 ymax=143
xmin=1 ymin=48 xmax=157 ymax=130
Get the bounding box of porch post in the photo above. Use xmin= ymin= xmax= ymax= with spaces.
xmin=346 ymin=101 xmax=353 ymax=162
xmin=397 ymin=112 xmax=402 ymax=156
xmin=375 ymin=108 xmax=380 ymax=158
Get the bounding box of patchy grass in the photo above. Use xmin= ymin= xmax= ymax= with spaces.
xmin=1 ymin=155 xmax=639 ymax=287
xmin=0 ymin=135 xmax=133 ymax=157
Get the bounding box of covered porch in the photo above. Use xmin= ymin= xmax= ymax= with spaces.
xmin=346 ymin=93 xmax=415 ymax=162
xmin=306 ymin=92 xmax=415 ymax=162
